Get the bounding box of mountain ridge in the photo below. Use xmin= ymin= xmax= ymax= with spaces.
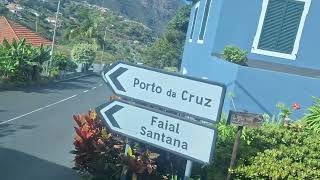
xmin=84 ymin=0 xmax=184 ymax=34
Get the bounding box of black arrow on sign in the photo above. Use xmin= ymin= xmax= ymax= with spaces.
xmin=105 ymin=105 xmax=124 ymax=129
xmin=109 ymin=67 xmax=128 ymax=92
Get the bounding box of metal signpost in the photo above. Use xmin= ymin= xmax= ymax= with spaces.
xmin=98 ymin=61 xmax=226 ymax=179
xmin=102 ymin=61 xmax=226 ymax=123
xmin=96 ymin=100 xmax=217 ymax=164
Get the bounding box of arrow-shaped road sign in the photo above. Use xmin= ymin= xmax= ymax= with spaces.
xmin=96 ymin=100 xmax=217 ymax=164
xmin=102 ymin=61 xmax=226 ymax=123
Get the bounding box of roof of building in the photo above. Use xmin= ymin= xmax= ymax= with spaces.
xmin=0 ymin=16 xmax=51 ymax=46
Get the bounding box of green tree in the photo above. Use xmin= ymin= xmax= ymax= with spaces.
xmin=0 ymin=3 xmax=8 ymax=15
xmin=142 ymin=36 xmax=181 ymax=68
xmin=0 ymin=44 xmax=16 ymax=79
xmin=71 ymin=43 xmax=96 ymax=71
xmin=52 ymin=52 xmax=78 ymax=72
xmin=53 ymin=52 xmax=68 ymax=71
xmin=167 ymin=5 xmax=192 ymax=34
xmin=142 ymin=5 xmax=191 ymax=69
xmin=64 ymin=10 xmax=104 ymax=47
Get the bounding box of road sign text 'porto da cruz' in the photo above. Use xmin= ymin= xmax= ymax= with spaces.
xmin=96 ymin=100 xmax=217 ymax=164
xmin=102 ymin=61 xmax=226 ymax=123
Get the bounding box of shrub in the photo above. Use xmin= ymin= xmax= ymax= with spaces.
xmin=206 ymin=114 xmax=237 ymax=179
xmin=222 ymin=46 xmax=248 ymax=65
xmin=53 ymin=53 xmax=68 ymax=71
xmin=208 ymin=110 xmax=315 ymax=180
xmin=71 ymin=43 xmax=97 ymax=71
xmin=303 ymin=97 xmax=320 ymax=133
xmin=233 ymin=123 xmax=320 ymax=179
xmin=52 ymin=52 xmax=78 ymax=72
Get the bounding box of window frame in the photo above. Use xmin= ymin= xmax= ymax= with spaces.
xmin=251 ymin=0 xmax=311 ymax=60
xmin=189 ymin=2 xmax=200 ymax=43
xmin=197 ymin=0 xmax=213 ymax=44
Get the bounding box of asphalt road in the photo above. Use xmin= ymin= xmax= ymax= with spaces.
xmin=0 ymin=75 xmax=113 ymax=180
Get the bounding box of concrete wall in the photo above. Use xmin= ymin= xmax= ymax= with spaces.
xmin=184 ymin=58 xmax=320 ymax=119
xmin=234 ymin=64 xmax=320 ymax=118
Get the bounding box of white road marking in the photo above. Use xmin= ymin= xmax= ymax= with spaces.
xmin=99 ymin=84 xmax=103 ymax=87
xmin=91 ymin=87 xmax=97 ymax=90
xmin=0 ymin=94 xmax=78 ymax=125
xmin=83 ymin=90 xmax=89 ymax=93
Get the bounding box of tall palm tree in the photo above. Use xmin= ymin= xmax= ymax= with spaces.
xmin=64 ymin=11 xmax=104 ymax=48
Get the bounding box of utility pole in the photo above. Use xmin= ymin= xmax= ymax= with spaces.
xmin=100 ymin=28 xmax=107 ymax=70
xmin=35 ymin=13 xmax=39 ymax=32
xmin=36 ymin=15 xmax=38 ymax=32
xmin=47 ymin=0 xmax=60 ymax=76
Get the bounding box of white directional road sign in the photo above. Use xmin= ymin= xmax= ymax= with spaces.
xmin=96 ymin=100 xmax=217 ymax=164
xmin=102 ymin=61 xmax=226 ymax=123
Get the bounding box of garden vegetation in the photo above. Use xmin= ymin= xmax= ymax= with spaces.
xmin=71 ymin=97 xmax=320 ymax=180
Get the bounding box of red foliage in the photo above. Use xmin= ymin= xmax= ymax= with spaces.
xmin=71 ymin=99 xmax=181 ymax=179
xmin=72 ymin=109 xmax=125 ymax=177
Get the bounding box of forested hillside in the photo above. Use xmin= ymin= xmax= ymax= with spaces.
xmin=0 ymin=0 xmax=190 ymax=68
xmin=0 ymin=0 xmax=155 ymax=63
xmin=84 ymin=0 xmax=184 ymax=34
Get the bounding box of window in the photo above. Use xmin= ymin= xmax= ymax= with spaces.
xmin=252 ymin=0 xmax=311 ymax=60
xmin=198 ymin=0 xmax=212 ymax=43
xmin=189 ymin=2 xmax=200 ymax=42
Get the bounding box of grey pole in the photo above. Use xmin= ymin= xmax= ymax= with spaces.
xmin=184 ymin=160 xmax=193 ymax=180
xmin=101 ymin=28 xmax=107 ymax=70
xmin=35 ymin=14 xmax=38 ymax=32
xmin=48 ymin=0 xmax=60 ymax=76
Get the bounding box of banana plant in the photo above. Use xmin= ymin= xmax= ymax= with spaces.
xmin=0 ymin=55 xmax=16 ymax=79
xmin=303 ymin=97 xmax=320 ymax=133
xmin=0 ymin=38 xmax=50 ymax=81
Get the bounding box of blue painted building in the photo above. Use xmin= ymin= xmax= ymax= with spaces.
xmin=181 ymin=0 xmax=320 ymax=119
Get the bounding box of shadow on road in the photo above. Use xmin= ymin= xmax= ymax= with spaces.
xmin=0 ymin=147 xmax=79 ymax=180
xmin=0 ymin=75 xmax=100 ymax=94
xmin=0 ymin=124 xmax=38 ymax=138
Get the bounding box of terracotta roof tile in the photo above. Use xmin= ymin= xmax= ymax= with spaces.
xmin=0 ymin=16 xmax=51 ymax=46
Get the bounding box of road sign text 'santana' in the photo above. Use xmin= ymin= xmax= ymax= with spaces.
xmin=140 ymin=116 xmax=188 ymax=150
xmin=97 ymin=100 xmax=217 ymax=164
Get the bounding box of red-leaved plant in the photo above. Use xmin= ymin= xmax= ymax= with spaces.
xmin=71 ymin=96 xmax=182 ymax=179
xmin=71 ymin=109 xmax=125 ymax=178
